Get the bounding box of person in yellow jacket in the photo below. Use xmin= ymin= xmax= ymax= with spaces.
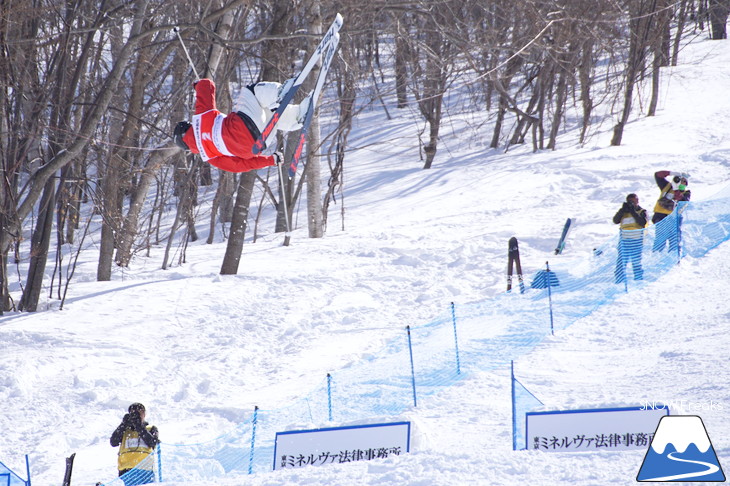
xmin=613 ymin=193 xmax=648 ymax=283
xmin=652 ymin=170 xmax=690 ymax=252
xmin=110 ymin=403 xmax=159 ymax=486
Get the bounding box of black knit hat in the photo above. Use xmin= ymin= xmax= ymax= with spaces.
xmin=128 ymin=402 xmax=146 ymax=413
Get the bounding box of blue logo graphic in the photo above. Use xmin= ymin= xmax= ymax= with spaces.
xmin=637 ymin=415 xmax=725 ymax=482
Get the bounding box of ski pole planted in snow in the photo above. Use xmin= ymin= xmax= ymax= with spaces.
xmin=406 ymin=326 xmax=417 ymax=407
xmin=451 ymin=302 xmax=461 ymax=375
xmin=248 ymin=405 xmax=259 ymax=474
xmin=546 ymin=261 xmax=554 ymax=335
xmin=276 ymin=157 xmax=293 ymax=246
xmin=327 ymin=373 xmax=333 ymax=421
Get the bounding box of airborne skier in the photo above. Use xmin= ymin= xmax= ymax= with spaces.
xmin=173 ymin=78 xmax=308 ymax=173
xmin=173 ymin=13 xmax=342 ymax=177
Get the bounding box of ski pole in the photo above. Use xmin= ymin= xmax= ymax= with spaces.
xmin=173 ymin=27 xmax=200 ymax=81
xmin=545 ymin=261 xmax=554 ymax=335
xmin=276 ymin=157 xmax=293 ymax=246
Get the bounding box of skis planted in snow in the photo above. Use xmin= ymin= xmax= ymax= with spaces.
xmin=62 ymin=453 xmax=75 ymax=486
xmin=507 ymin=237 xmax=525 ymax=293
xmin=251 ymin=13 xmax=343 ymax=157
xmin=554 ymin=218 xmax=573 ymax=255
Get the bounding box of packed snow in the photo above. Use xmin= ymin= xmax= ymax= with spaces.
xmin=2 ymin=36 xmax=730 ymax=486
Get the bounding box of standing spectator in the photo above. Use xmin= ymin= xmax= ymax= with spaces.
xmin=110 ymin=403 xmax=159 ymax=486
xmin=652 ymin=170 xmax=690 ymax=252
xmin=613 ymin=193 xmax=648 ymax=283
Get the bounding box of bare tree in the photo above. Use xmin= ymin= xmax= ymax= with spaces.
xmin=648 ymin=0 xmax=672 ymax=116
xmin=612 ymin=0 xmax=661 ymax=146
xmin=708 ymin=0 xmax=730 ymax=38
xmin=323 ymin=32 xmax=358 ymax=233
xmin=407 ymin=2 xmax=457 ymax=169
xmin=305 ymin=3 xmax=325 ymax=238
xmin=219 ymin=0 xmax=298 ymax=271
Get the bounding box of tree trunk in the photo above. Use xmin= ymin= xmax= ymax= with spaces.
xmin=306 ymin=115 xmax=324 ymax=238
xmin=323 ymin=43 xmax=356 ymax=233
xmin=98 ymin=151 xmax=123 ymax=281
xmin=394 ymin=17 xmax=409 ymax=109
xmin=490 ymin=98 xmax=506 ymax=149
xmin=115 ymin=145 xmax=179 ymax=267
xmin=672 ymin=0 xmax=690 ymax=66
xmin=612 ymin=0 xmax=655 ymax=146
xmin=649 ymin=0 xmax=671 ymax=116
xmin=422 ymin=119 xmax=440 ymax=169
xmin=20 ymin=178 xmax=56 ymax=312
xmin=709 ymin=0 xmax=730 ymax=38
xmin=548 ymin=65 xmax=569 ymax=150
xmin=648 ymin=47 xmax=663 ymax=116
xmin=306 ymin=5 xmax=324 ymax=238
xmin=0 ymin=213 xmax=7 ymax=313
xmin=420 ymin=15 xmax=446 ymax=170
xmin=578 ymin=41 xmax=594 ymax=144
xmin=220 ymin=171 xmax=256 ymax=275
xmin=489 ymin=55 xmax=522 ymax=149
xmin=207 ymin=171 xmax=235 ymax=244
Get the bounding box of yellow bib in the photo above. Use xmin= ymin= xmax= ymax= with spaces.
xmin=117 ymin=427 xmax=155 ymax=471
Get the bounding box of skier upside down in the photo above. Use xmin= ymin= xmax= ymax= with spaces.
xmin=173 ymin=78 xmax=308 ymax=173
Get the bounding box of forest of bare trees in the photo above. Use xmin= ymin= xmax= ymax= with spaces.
xmin=1 ymin=0 xmax=727 ymax=312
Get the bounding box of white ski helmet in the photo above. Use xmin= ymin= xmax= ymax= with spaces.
xmin=252 ymin=82 xmax=281 ymax=111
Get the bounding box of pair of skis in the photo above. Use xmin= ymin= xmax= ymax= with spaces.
xmin=508 ymin=218 xmax=572 ymax=293
xmin=252 ymin=13 xmax=343 ymax=178
xmin=507 ymin=237 xmax=525 ymax=293
xmin=554 ymin=218 xmax=573 ymax=255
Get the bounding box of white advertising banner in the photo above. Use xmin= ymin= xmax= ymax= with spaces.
xmin=526 ymin=406 xmax=668 ymax=452
xmin=273 ymin=421 xmax=411 ymax=470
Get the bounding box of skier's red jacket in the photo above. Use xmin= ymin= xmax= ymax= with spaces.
xmin=181 ymin=79 xmax=274 ymax=173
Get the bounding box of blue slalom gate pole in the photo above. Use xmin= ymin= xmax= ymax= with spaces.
xmin=406 ymin=326 xmax=418 ymax=407
xmin=511 ymin=361 xmax=517 ymax=451
xmin=327 ymin=373 xmax=333 ymax=421
xmin=451 ymin=302 xmax=461 ymax=375
xmin=676 ymin=204 xmax=684 ymax=264
xmin=156 ymin=444 xmax=162 ymax=482
xmin=545 ymin=262 xmax=554 ymax=335
xmin=248 ymin=406 xmax=258 ymax=474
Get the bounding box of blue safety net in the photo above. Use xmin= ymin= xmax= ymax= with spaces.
xmin=97 ymin=189 xmax=730 ymax=483
xmin=0 ymin=460 xmax=27 ymax=486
